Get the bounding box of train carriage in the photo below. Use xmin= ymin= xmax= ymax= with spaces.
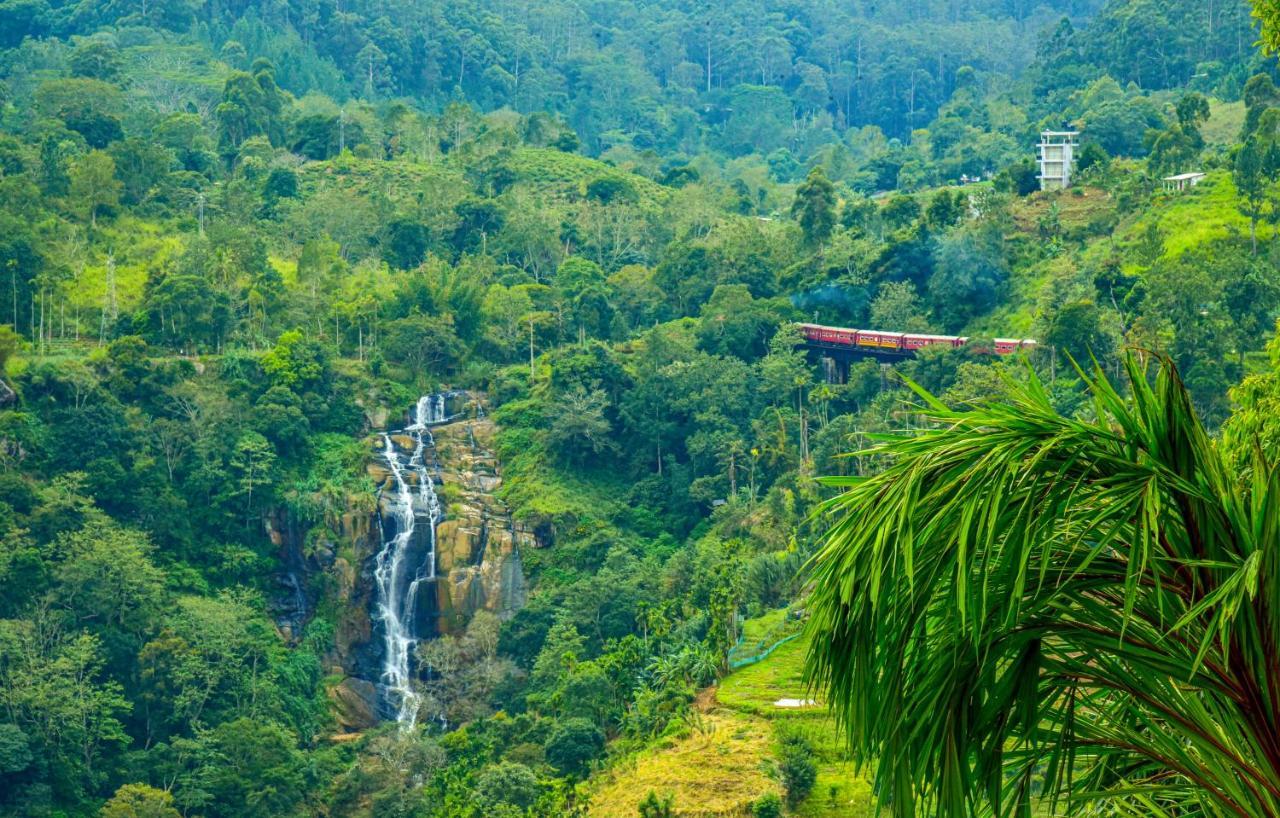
xmin=902 ymin=334 xmax=966 ymax=351
xmin=856 ymin=330 xmax=905 ymax=350
xmin=798 ymin=323 xmax=859 ymax=346
xmin=994 ymin=338 xmax=1037 ymax=354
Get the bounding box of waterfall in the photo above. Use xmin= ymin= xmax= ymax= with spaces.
xmin=373 ymin=396 xmax=443 ymax=729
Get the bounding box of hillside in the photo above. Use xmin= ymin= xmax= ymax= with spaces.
xmin=1 ymin=0 xmax=1280 ymax=817
xmin=587 ymin=611 xmax=873 ymax=818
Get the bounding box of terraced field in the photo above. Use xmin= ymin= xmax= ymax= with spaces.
xmin=587 ymin=612 xmax=877 ymax=817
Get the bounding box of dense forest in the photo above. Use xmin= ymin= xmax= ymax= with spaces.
xmin=0 ymin=0 xmax=1279 ymax=815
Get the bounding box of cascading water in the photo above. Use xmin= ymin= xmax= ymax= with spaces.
xmin=373 ymin=396 xmax=443 ymax=729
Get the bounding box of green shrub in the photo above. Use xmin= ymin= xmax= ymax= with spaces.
xmin=778 ymin=732 xmax=816 ymax=806
xmin=637 ymin=790 xmax=676 ymax=818
xmin=753 ymin=791 xmax=783 ymax=818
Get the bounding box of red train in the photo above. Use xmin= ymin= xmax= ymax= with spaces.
xmin=798 ymin=323 xmax=1036 ymax=355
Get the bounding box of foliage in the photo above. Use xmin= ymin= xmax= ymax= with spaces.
xmin=98 ymin=784 xmax=181 ymax=818
xmin=777 ymin=731 xmax=818 ymax=806
xmin=637 ymin=790 xmax=676 ymax=818
xmin=752 ymin=791 xmax=783 ymax=818
xmin=807 ymin=357 xmax=1280 ymax=816
xmin=0 ymin=1 xmax=1274 ymax=816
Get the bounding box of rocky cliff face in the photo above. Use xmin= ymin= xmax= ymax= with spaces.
xmin=429 ymin=411 xmax=532 ymax=631
xmin=311 ymin=392 xmax=533 ymax=731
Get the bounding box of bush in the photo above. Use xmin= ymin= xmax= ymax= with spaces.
xmin=637 ymin=790 xmax=675 ymax=818
xmin=778 ymin=733 xmax=817 ymax=806
xmin=753 ymin=791 xmax=783 ymax=818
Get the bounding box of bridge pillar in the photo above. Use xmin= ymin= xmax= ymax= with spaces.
xmin=821 ymin=356 xmax=850 ymax=384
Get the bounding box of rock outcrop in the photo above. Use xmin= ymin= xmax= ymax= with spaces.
xmin=297 ymin=392 xmax=530 ymax=727
xmin=365 ymin=393 xmax=533 ymax=639
xmin=429 ymin=410 xmax=532 ymax=633
xmin=328 ymin=677 xmax=380 ymax=731
xmin=267 ymin=391 xmax=532 ymax=729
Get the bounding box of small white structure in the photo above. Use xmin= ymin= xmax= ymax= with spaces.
xmin=1163 ymin=172 xmax=1206 ymax=192
xmin=1038 ymin=130 xmax=1079 ymax=191
xmin=773 ymin=698 xmax=818 ymax=709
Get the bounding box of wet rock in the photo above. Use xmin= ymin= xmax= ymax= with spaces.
xmin=265 ymin=509 xmax=311 ymax=643
xmin=341 ymin=391 xmax=537 ymax=718
xmin=366 ymin=406 xmax=390 ymax=429
xmin=329 ymin=678 xmax=380 ymax=731
xmin=313 ymin=538 xmax=337 ymax=568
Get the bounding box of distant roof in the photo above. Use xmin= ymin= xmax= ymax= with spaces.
xmin=1163 ymin=172 xmax=1206 ymax=181
xmin=1040 ymin=130 xmax=1079 ymax=136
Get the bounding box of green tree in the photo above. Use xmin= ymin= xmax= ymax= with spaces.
xmin=1075 ymin=140 xmax=1110 ymax=173
xmin=1041 ymin=299 xmax=1115 ymax=367
xmin=214 ymin=64 xmax=286 ymax=153
xmin=473 ymin=761 xmax=541 ymax=812
xmin=1175 ymin=92 xmax=1211 ymax=132
xmin=100 ymin=783 xmax=182 ymax=818
xmin=382 ymin=313 xmax=465 ymax=375
xmin=1256 ymin=4 xmax=1280 ymax=58
xmin=807 ymin=357 xmax=1280 ymax=817
xmin=69 ymin=150 xmax=122 ymax=228
xmin=0 ymin=618 xmax=130 ymax=802
xmin=70 ymin=39 xmax=123 ymax=82
xmin=35 ymin=78 xmax=123 ymax=148
xmin=0 ymin=723 xmax=32 ymax=776
xmin=752 ymin=792 xmax=783 ymax=818
xmin=1243 ymin=74 xmax=1280 ymax=139
xmin=260 ymin=329 xmax=330 ymax=392
xmin=777 ymin=732 xmax=816 ymax=806
xmin=108 ymin=138 xmax=175 ymax=206
xmin=51 ymin=521 xmax=165 ymax=640
xmin=544 ymin=717 xmax=605 ymax=778
xmin=929 ymin=224 xmax=1008 ymax=331
xmin=228 ymin=431 xmax=276 ymax=523
xmin=869 ymin=281 xmax=931 ymax=331
xmin=355 ymin=42 xmax=393 ymax=97
xmin=1222 ymin=322 xmax=1280 ymax=475
xmin=1233 ymin=114 xmax=1279 ymax=254
xmin=178 ymin=718 xmax=307 ymax=818
xmin=138 ymin=593 xmax=279 ymax=737
xmin=881 ymin=194 xmax=922 ymax=230
xmin=791 ymin=166 xmax=836 ymax=246
xmin=531 ymin=619 xmax=586 ymax=692
xmin=545 ymin=384 xmax=615 ymax=465
xmin=696 ymin=284 xmax=789 ymax=360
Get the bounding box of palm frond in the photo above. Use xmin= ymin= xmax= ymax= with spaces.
xmin=804 ymin=355 xmax=1280 ymax=817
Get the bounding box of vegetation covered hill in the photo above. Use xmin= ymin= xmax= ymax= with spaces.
xmin=0 ymin=0 xmax=1278 ymax=817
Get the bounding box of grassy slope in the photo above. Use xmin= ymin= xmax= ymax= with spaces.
xmin=61 ymin=215 xmax=185 ymax=318
xmin=587 ymin=615 xmax=876 ymax=818
xmin=977 ymin=185 xmax=1118 ymax=336
xmin=982 ymin=163 xmax=1263 ymax=338
xmin=295 ymin=153 xmax=463 ymax=199
xmin=1203 ymin=100 xmax=1246 ymax=148
xmin=1111 ymin=171 xmax=1260 ymax=261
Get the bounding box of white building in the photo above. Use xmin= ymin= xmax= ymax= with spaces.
xmin=1038 ymin=130 xmax=1079 ymax=191
xmin=1162 ymin=172 xmax=1206 ymax=192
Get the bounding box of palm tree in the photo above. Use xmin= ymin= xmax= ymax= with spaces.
xmin=804 ymin=357 xmax=1280 ymax=817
